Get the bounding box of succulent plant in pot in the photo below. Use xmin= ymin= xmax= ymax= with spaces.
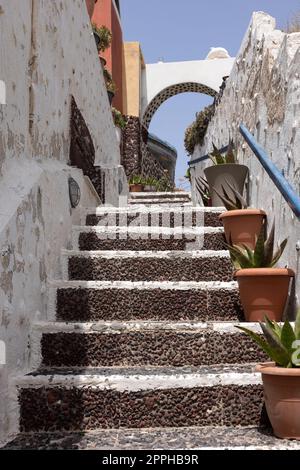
xmin=195 ymin=176 xmax=211 ymax=207
xmin=215 ymin=181 xmax=266 ymax=249
xmin=236 ymin=311 xmax=300 ymax=440
xmin=204 ymin=140 xmax=249 ymax=207
xmin=129 ymin=175 xmax=145 ymax=193
xmin=144 ymin=177 xmax=158 ymax=192
xmin=226 ymin=221 xmax=294 ymax=322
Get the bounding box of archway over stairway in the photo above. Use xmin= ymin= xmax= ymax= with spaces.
xmin=141 ymin=82 xmax=217 ymax=185
xmin=142 ymin=82 xmax=217 ymax=129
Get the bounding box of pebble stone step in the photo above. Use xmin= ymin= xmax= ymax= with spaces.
xmin=64 ymin=250 xmax=233 ymax=282
xmin=4 ymin=426 xmax=300 ymax=450
xmin=129 ymin=192 xmax=191 ymax=199
xmin=73 ymin=226 xmax=226 ymax=251
xmin=36 ymin=321 xmax=267 ymax=368
xmin=53 ymin=281 xmax=244 ymax=322
xmin=85 ymin=207 xmax=223 ymax=228
xmin=16 ymin=365 xmax=266 ymax=432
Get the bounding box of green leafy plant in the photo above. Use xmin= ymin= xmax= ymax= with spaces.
xmin=185 ymin=168 xmax=191 ymax=182
xmin=129 ymin=175 xmax=144 ymax=185
xmin=112 ymin=108 xmax=126 ymax=129
xmin=196 ymin=176 xmax=211 ymax=207
xmin=144 ymin=177 xmax=158 ymax=187
xmin=184 ymin=104 xmax=215 ymax=155
xmin=226 ymin=222 xmax=288 ymax=269
xmin=103 ymin=68 xmax=116 ymax=93
xmin=213 ymin=180 xmax=247 ymax=211
xmin=92 ymin=24 xmax=112 ymax=53
xmin=236 ymin=310 xmax=300 ymax=368
xmin=209 ymin=140 xmax=236 ymax=165
xmin=156 ymin=172 xmax=173 ymax=192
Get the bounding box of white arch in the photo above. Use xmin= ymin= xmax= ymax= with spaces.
xmin=0 ymin=80 xmax=6 ymax=104
xmin=141 ymin=57 xmax=234 ymax=117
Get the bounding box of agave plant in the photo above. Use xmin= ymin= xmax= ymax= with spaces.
xmin=196 ymin=176 xmax=211 ymax=207
xmin=236 ymin=310 xmax=300 ymax=368
xmin=226 ymin=222 xmax=288 ymax=269
xmin=213 ymin=180 xmax=247 ymax=211
xmin=209 ymin=139 xmax=236 ymax=165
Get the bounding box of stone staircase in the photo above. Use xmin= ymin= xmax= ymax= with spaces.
xmin=4 ymin=193 xmax=300 ymax=449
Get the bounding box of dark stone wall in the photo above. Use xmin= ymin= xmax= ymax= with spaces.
xmin=69 ymin=96 xmax=105 ymax=203
xmin=121 ymin=115 xmax=172 ymax=183
xmin=121 ymin=116 xmax=141 ymax=178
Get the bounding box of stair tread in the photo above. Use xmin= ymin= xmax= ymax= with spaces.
xmin=18 ymin=364 xmax=260 ymax=384
xmin=3 ymin=426 xmax=300 ymax=450
xmin=64 ymin=249 xmax=230 ymax=258
xmin=34 ymin=320 xmax=258 ymax=333
xmin=51 ymin=279 xmax=237 ymax=289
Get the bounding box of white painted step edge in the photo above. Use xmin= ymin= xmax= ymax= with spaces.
xmin=14 ymin=370 xmax=262 ymax=391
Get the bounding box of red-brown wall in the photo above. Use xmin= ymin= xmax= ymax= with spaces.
xmin=93 ymin=0 xmax=124 ymax=112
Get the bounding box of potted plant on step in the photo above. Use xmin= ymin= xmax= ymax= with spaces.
xmin=144 ymin=177 xmax=158 ymax=192
xmin=226 ymin=222 xmax=294 ymax=322
xmin=214 ymin=181 xmax=266 ymax=249
xmin=204 ymin=140 xmax=249 ymax=207
xmin=129 ymin=175 xmax=145 ymax=193
xmin=236 ymin=311 xmax=300 ymax=440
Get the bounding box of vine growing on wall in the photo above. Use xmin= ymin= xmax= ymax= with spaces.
xmin=184 ymin=104 xmax=215 ymax=155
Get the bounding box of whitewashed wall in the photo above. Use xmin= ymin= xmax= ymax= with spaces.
xmin=191 ymin=12 xmax=300 ymax=301
xmin=0 ymin=0 xmax=126 ymax=443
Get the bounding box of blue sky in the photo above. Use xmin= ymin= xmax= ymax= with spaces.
xmin=121 ymin=0 xmax=300 ymax=187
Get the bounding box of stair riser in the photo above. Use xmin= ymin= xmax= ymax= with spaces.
xmin=19 ymin=385 xmax=265 ymax=432
xmin=41 ymin=332 xmax=267 ymax=368
xmin=68 ymin=257 xmax=233 ymax=282
xmin=78 ymin=232 xmax=225 ymax=251
xmin=56 ymin=288 xmax=243 ymax=322
xmin=86 ymin=212 xmax=222 ymax=228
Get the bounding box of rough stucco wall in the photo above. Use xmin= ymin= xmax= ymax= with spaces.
xmin=191 ymin=12 xmax=300 ymax=300
xmin=0 ymin=0 xmax=127 ymax=443
xmin=29 ymin=0 xmax=120 ymax=167
xmin=0 ymin=0 xmax=31 ymax=171
xmin=0 ymin=159 xmax=100 ymax=443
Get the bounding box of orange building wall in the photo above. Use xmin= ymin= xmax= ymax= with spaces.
xmin=93 ymin=0 xmax=124 ymax=112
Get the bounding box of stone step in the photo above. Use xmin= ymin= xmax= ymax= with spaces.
xmin=36 ymin=321 xmax=266 ymax=368
xmin=129 ymin=192 xmax=191 ymax=200
xmin=16 ymin=365 xmax=265 ymax=432
xmin=52 ymin=280 xmax=243 ymax=322
xmin=4 ymin=426 xmax=300 ymax=450
xmin=128 ymin=199 xmax=192 ymax=206
xmin=85 ymin=207 xmax=223 ymax=228
xmin=73 ymin=226 xmax=225 ymax=251
xmin=64 ymin=250 xmax=233 ymax=282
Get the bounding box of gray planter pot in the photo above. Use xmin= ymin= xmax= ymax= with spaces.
xmin=204 ymin=163 xmax=249 ymax=207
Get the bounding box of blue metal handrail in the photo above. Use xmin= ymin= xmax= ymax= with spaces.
xmin=188 ymin=145 xmax=228 ymax=167
xmin=239 ymin=124 xmax=300 ymax=219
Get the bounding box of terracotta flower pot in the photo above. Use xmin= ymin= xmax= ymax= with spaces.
xmin=220 ymin=209 xmax=266 ymax=249
xmin=256 ymin=363 xmax=300 ymax=440
xmin=85 ymin=0 xmax=96 ymax=19
xmin=236 ymin=268 xmax=295 ymax=322
xmin=129 ymin=184 xmax=143 ymax=193
xmin=204 ymin=163 xmax=249 ymax=207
